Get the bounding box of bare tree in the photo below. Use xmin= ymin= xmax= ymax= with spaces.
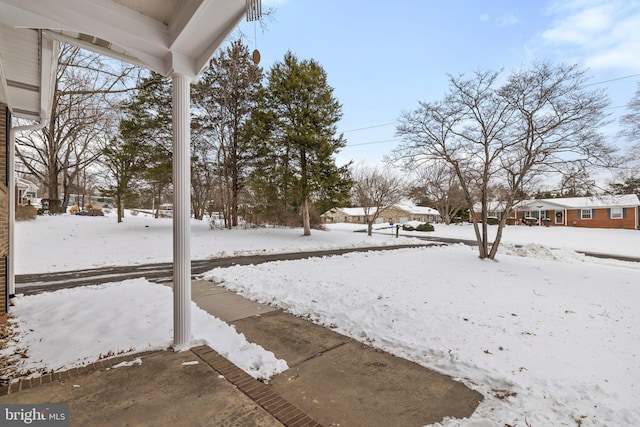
xmin=617 ymin=84 xmax=640 ymax=181
xmin=194 ymin=40 xmax=262 ymax=227
xmin=190 ymin=131 xmax=218 ymax=220
xmin=411 ymin=162 xmax=466 ymax=224
xmin=394 ymin=63 xmax=613 ymax=259
xmin=558 ymin=166 xmax=596 ymax=197
xmin=620 ymin=83 xmax=640 ymax=141
xmin=351 ymin=164 xmax=406 ymax=236
xmin=15 ymin=43 xmax=136 ymax=212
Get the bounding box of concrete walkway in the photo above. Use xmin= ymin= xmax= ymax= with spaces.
xmin=190 ymin=279 xmax=482 ymax=426
xmin=0 ymin=279 xmax=483 ymax=426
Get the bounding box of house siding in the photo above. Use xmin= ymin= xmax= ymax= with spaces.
xmin=322 ymin=210 xmax=366 ymax=224
xmin=379 ymin=207 xmax=438 ymax=224
xmin=379 ymin=207 xmax=406 ymax=224
xmin=0 ymin=104 xmax=9 ymax=323
xmin=565 ymin=207 xmax=637 ymax=230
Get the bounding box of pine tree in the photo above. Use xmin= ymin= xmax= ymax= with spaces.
xmin=247 ymin=52 xmax=351 ymax=235
xmin=100 ymin=134 xmax=146 ymax=223
xmin=120 ymin=72 xmax=173 ymax=214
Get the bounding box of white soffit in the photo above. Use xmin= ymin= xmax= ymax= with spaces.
xmin=0 ymin=0 xmax=248 ymax=77
xmin=0 ymin=24 xmax=57 ymax=121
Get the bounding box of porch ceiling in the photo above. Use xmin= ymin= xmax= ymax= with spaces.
xmin=0 ymin=0 xmax=249 ymax=120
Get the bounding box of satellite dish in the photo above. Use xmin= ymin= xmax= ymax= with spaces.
xmin=252 ymin=49 xmax=261 ymax=65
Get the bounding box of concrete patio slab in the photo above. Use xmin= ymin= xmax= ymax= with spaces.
xmin=0 ymin=349 xmax=283 ymax=427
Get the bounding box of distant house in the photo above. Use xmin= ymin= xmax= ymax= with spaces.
xmin=321 ymin=207 xmax=379 ymax=224
xmin=15 ymin=177 xmax=38 ymax=206
xmin=322 ymin=203 xmax=440 ymax=224
xmin=472 ymin=201 xmax=513 ymax=222
xmin=381 ymin=203 xmax=440 ymax=224
xmin=513 ymin=194 xmax=640 ymax=230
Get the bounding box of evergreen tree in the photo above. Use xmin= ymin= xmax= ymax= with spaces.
xmin=100 ymin=133 xmax=146 ymax=223
xmin=120 ymin=72 xmax=173 ymax=215
xmin=247 ymin=52 xmax=351 ymax=235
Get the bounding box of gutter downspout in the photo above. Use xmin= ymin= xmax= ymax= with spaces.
xmin=8 ymin=120 xmax=48 ymax=304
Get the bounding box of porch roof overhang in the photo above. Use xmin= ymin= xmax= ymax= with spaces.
xmin=515 ymin=200 xmax=568 ymax=212
xmin=0 ymin=24 xmax=57 ymax=121
xmin=1 ymin=0 xmax=258 ymax=348
xmin=0 ymin=0 xmax=251 ymax=120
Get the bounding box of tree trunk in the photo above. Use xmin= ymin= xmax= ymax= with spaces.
xmin=116 ymin=194 xmax=123 ymax=223
xmin=489 ymin=217 xmax=508 ymax=260
xmin=47 ymin=166 xmax=61 ymax=212
xmin=301 ymin=197 xmax=311 ymax=236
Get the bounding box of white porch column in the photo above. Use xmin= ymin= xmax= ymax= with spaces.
xmin=172 ymin=74 xmax=192 ymax=350
xmin=9 ymin=121 xmax=49 ymax=302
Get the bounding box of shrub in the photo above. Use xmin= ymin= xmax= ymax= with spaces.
xmin=402 ymin=224 xmax=415 ymax=231
xmin=16 ymin=205 xmax=37 ymax=221
xmin=486 ymin=217 xmax=499 ymax=225
xmin=415 ymin=223 xmax=434 ymax=232
xmin=84 ymin=201 xmax=101 ymax=211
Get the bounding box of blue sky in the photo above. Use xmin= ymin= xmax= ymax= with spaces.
xmin=238 ymin=0 xmax=640 ymax=170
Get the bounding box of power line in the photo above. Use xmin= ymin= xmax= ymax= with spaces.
xmin=586 ymin=73 xmax=640 ymax=87
xmin=339 ymin=73 xmax=638 ymax=145
xmin=344 ymin=138 xmax=402 ymax=148
xmin=341 ymin=122 xmax=397 ymax=133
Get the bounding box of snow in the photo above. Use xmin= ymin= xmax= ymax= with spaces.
xmin=7 ymin=278 xmax=287 ymax=380
xmin=7 ymin=211 xmax=640 ymax=426
xmin=15 ymin=211 xmax=409 ymax=274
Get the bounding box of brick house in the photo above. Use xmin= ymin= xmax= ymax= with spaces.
xmin=0 ymin=105 xmax=7 ymax=322
xmin=513 ymin=195 xmax=640 ymax=229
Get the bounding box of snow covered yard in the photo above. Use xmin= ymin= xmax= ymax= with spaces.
xmin=202 ymin=244 xmax=640 ymax=426
xmin=426 ymin=222 xmax=640 ymax=258
xmin=15 ymin=211 xmax=416 ymax=274
xmin=7 ymin=212 xmax=640 ymax=426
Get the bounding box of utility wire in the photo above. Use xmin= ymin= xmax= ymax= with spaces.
xmin=586 ymin=73 xmax=640 ymax=87
xmin=341 ymin=122 xmax=397 ymax=133
xmin=340 ymin=73 xmax=639 ymax=145
xmin=344 ymin=138 xmax=402 ymax=148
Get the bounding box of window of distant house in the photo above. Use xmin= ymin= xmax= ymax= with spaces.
xmin=580 ymin=209 xmax=592 ymax=219
xmin=611 ymin=207 xmax=623 ymax=219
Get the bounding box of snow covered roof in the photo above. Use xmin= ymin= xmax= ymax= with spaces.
xmin=324 ymin=207 xmax=378 ymax=216
xmin=324 ymin=204 xmax=440 ymax=217
xmin=393 ymin=203 xmax=440 ymax=216
xmin=472 ymin=201 xmax=509 ymax=212
xmin=516 ymin=194 xmax=640 ymax=210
